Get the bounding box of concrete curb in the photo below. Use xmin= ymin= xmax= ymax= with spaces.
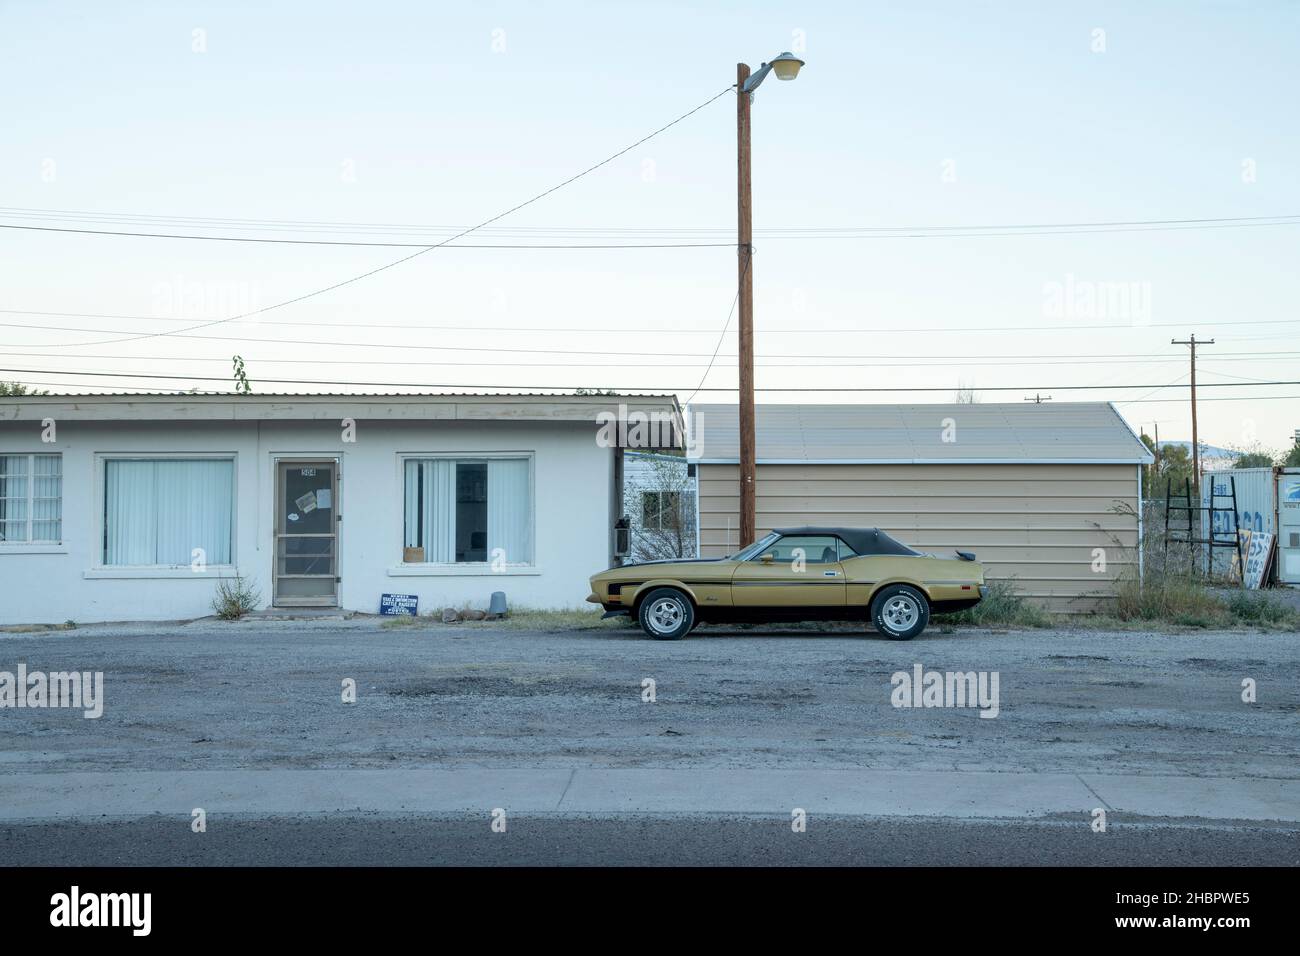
xmin=1 ymin=769 xmax=1296 ymax=823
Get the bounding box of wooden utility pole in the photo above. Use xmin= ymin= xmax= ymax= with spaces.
xmin=1153 ymin=421 xmax=1161 ymax=476
xmin=737 ymin=62 xmax=756 ymax=547
xmin=1172 ymin=334 xmax=1214 ymax=496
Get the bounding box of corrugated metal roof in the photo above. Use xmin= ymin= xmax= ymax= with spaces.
xmin=687 ymin=402 xmax=1153 ymax=464
xmin=0 ymin=391 xmax=678 ymax=399
xmin=0 ymin=393 xmax=682 ymax=436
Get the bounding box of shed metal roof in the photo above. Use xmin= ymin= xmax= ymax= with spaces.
xmin=687 ymin=402 xmax=1153 ymax=465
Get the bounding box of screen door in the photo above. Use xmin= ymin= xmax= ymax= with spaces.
xmin=273 ymin=460 xmax=338 ymax=606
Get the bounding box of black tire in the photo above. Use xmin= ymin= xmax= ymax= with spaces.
xmin=870 ymin=584 xmax=930 ymax=640
xmin=636 ymin=588 xmax=695 ymax=640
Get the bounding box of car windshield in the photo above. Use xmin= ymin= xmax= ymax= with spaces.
xmin=730 ymin=532 xmax=781 ymax=562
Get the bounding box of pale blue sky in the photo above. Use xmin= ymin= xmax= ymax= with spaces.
xmin=1 ymin=0 xmax=1297 ymax=450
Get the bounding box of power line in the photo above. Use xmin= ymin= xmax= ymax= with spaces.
xmin=0 ymin=223 xmax=733 ymax=249
xmin=1115 ymin=374 xmax=1188 ymax=405
xmin=2 ymin=307 xmax=1295 ymax=336
xmin=7 ymin=217 xmax=1300 ymax=245
xmin=4 ymin=324 xmax=1297 ymax=361
xmin=687 ymin=255 xmax=748 ymax=404
xmin=1117 ymin=393 xmax=1300 ymax=404
xmin=3 ymin=350 xmax=1298 ymax=370
xmin=1195 ymin=368 xmax=1284 ymax=383
xmin=21 ymin=86 xmax=734 ymax=350
xmin=1 ymin=350 xmax=1210 ymax=368
xmin=4 ymin=366 xmax=1298 ymax=393
xmin=757 ymin=220 xmax=1300 ymax=239
xmin=4 ymin=205 xmax=1297 ymax=239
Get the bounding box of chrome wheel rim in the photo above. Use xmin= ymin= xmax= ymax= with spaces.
xmin=647 ymin=598 xmax=684 ymax=634
xmin=884 ymin=595 xmax=919 ymax=632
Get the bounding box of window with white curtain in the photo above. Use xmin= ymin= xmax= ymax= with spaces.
xmin=403 ymin=457 xmax=532 ymax=565
xmin=0 ymin=454 xmax=62 ymax=544
xmin=104 ymin=458 xmax=234 ymax=566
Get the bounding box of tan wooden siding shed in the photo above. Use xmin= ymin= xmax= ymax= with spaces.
xmin=689 ymin=403 xmax=1153 ymax=614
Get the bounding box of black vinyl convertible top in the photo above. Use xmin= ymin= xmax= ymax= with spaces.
xmin=773 ymin=526 xmax=920 ymax=557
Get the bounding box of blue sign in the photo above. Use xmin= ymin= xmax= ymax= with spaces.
xmin=380 ymin=593 xmax=418 ymax=616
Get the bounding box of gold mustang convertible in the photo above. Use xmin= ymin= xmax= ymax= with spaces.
xmin=588 ymin=526 xmax=987 ymax=641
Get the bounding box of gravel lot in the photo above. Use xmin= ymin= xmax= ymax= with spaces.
xmin=2 ymin=617 xmax=1296 ymax=779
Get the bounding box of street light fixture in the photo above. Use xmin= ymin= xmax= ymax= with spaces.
xmin=742 ymin=52 xmax=806 ymax=92
xmin=735 ymin=51 xmax=804 ymax=548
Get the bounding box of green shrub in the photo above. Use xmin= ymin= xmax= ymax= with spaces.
xmin=1224 ymin=590 xmax=1299 ymax=627
xmin=939 ymin=578 xmax=1053 ymax=628
xmin=212 ymin=576 xmax=261 ymax=620
xmin=1114 ymin=571 xmax=1225 ymax=627
xmin=1114 ymin=569 xmax=1299 ymax=629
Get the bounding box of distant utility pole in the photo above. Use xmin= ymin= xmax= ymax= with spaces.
xmin=1023 ymin=393 xmax=1052 ymax=404
xmin=1153 ymin=422 xmax=1161 ymax=476
xmin=1172 ymin=334 xmax=1215 ymax=496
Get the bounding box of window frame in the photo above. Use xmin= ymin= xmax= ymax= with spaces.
xmin=396 ymin=451 xmax=536 ymax=569
xmin=640 ymin=490 xmax=683 ymax=531
xmin=0 ymin=452 xmax=63 ymax=547
xmin=95 ymin=453 xmax=238 ymax=571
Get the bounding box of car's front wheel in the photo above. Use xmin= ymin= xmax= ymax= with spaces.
xmin=870 ymin=584 xmax=930 ymax=640
xmin=637 ymin=588 xmax=695 ymax=640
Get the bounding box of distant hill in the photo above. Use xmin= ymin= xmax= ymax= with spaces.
xmin=1157 ymin=440 xmax=1236 ymax=460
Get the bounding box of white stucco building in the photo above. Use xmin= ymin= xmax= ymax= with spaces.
xmin=0 ymin=392 xmax=680 ymax=625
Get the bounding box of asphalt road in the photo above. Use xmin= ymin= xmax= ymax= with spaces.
xmin=4 ymin=814 xmax=1297 ymax=866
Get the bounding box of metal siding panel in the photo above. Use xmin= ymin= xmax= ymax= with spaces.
xmin=698 ymin=462 xmax=1137 ymax=611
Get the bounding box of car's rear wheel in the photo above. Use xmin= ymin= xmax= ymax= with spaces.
xmin=637 ymin=588 xmax=695 ymax=640
xmin=870 ymin=584 xmax=929 ymax=640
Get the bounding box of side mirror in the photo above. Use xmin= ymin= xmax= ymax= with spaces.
xmin=760 ymin=553 xmax=775 ymax=565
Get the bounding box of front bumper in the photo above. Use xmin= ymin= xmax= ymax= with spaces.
xmin=588 ymin=588 xmax=627 ymax=615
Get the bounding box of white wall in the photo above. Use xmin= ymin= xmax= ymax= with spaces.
xmin=0 ymin=418 xmax=613 ymax=624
